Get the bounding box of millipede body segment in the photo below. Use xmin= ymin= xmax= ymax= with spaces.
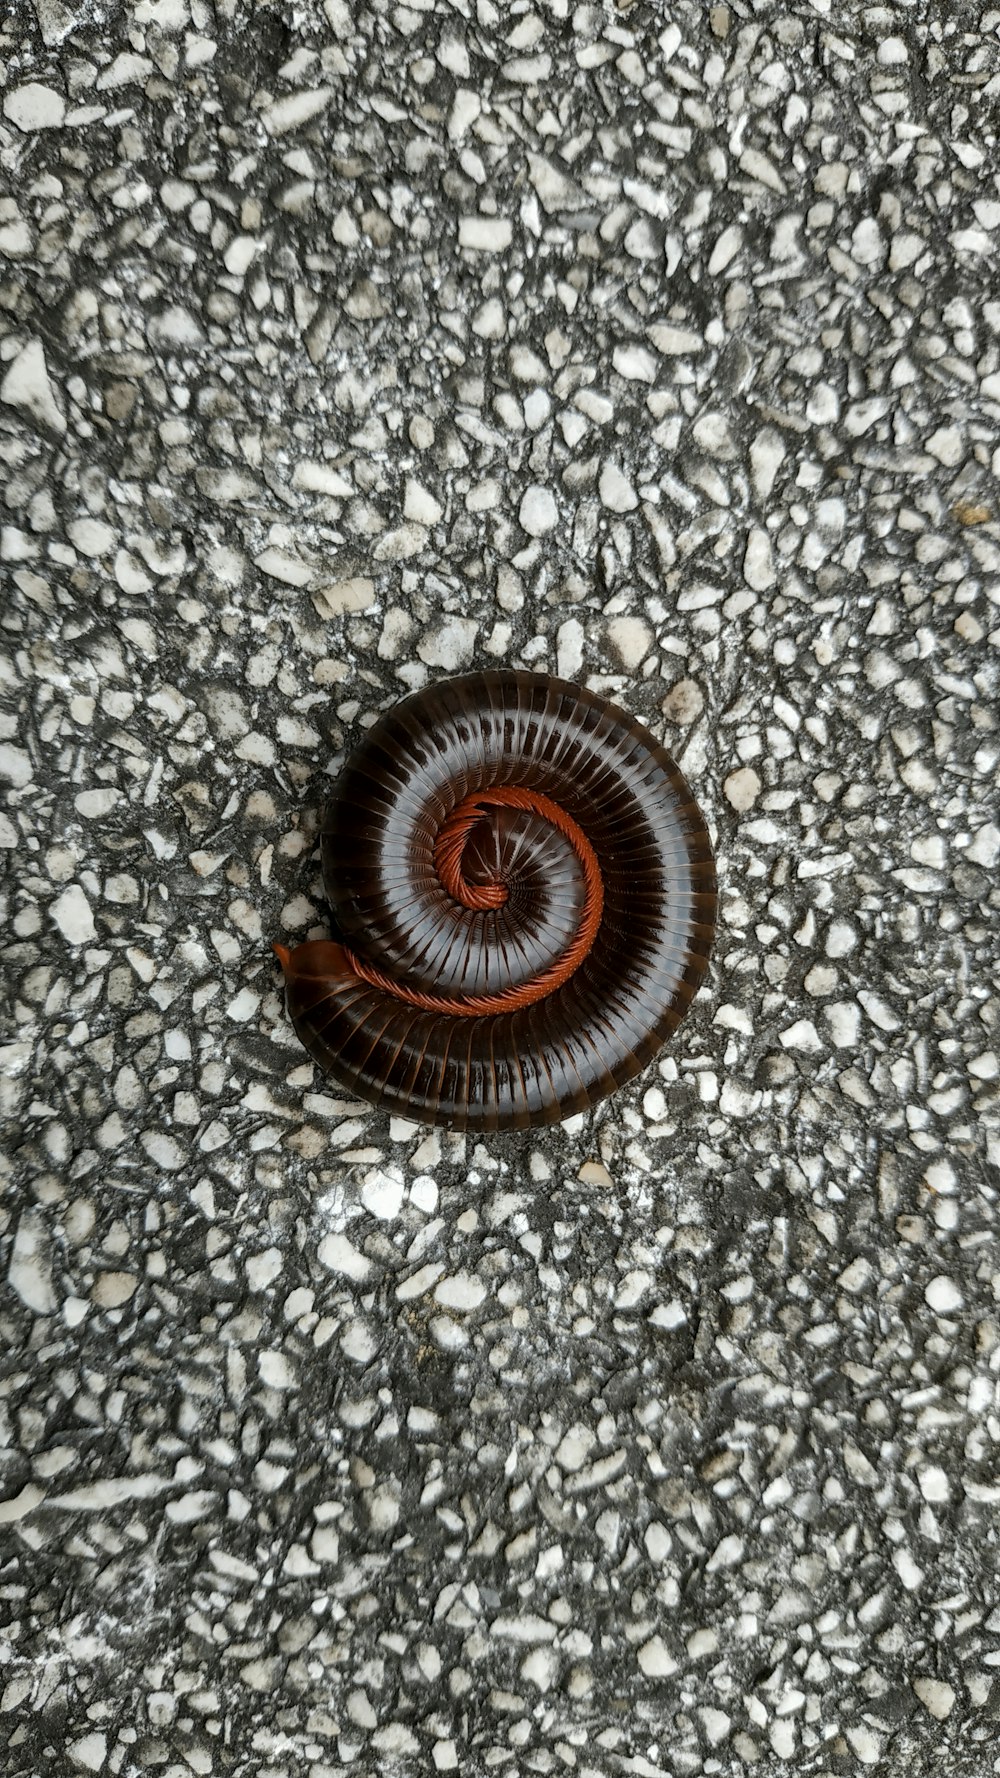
xmin=274 ymin=671 xmax=717 ymax=1131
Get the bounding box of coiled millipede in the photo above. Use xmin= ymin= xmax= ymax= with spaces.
xmin=274 ymin=671 xmax=716 ymax=1131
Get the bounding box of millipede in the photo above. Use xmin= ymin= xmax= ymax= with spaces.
xmin=274 ymin=670 xmax=717 ymax=1131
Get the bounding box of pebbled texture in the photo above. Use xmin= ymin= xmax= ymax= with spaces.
xmin=3 ymin=3 xmax=997 ymax=1772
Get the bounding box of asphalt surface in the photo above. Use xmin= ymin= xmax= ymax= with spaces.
xmin=1 ymin=3 xmax=999 ymax=1775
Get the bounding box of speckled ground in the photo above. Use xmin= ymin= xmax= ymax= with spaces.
xmin=2 ymin=3 xmax=1000 ymax=1775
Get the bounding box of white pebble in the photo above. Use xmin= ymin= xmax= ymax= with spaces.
xmin=613 ymin=343 xmax=658 ymax=382
xmin=92 ymin=1272 xmax=137 ymax=1309
xmin=598 ymin=461 xmax=638 ymax=512
xmin=341 ymin=1320 xmax=377 ymax=1363
xmin=255 ymin=547 xmax=312 ymax=587
xmin=724 ymin=766 xmax=761 ymax=811
xmin=147 ymin=304 xmax=204 ymax=348
xmin=616 ymin=1270 xmax=652 ymax=1309
xmin=649 ymin=323 xmax=702 ymax=355
xmin=0 ymin=743 xmax=33 ymax=788
xmin=262 ymin=88 xmax=334 ymax=135
xmin=50 ymin=884 xmax=97 ymax=945
xmin=315 ymin=576 xmax=376 ymax=616
xmin=913 ymin=1677 xmax=955 ymax=1720
xmin=707 ymin=1533 xmax=744 ymax=1570
xmin=555 ymin=1423 xmax=594 ymax=1470
xmin=638 ymin=1636 xmax=677 ymax=1676
xmin=649 ymin=1300 xmax=687 ymax=1330
xmin=523 ymin=389 xmax=551 ymax=429
xmin=662 ymin=679 xmax=704 ymax=724
xmin=700 ymin=1708 xmax=731 ymax=1747
xmin=708 ymin=223 xmax=743 ymax=275
xmin=259 ymin=1350 xmax=297 ymax=1390
xmin=67 ymin=518 xmax=115 ymax=556
xmin=417 ymin=616 xmax=478 ymax=670
xmin=750 ymin=427 xmax=785 ymax=498
xmin=804 ymin=964 xmax=837 ymax=997
xmin=826 ymin=1002 xmax=860 ymax=1048
xmin=472 ymin=297 xmax=505 ymax=339
xmin=852 ymin=216 xmax=883 ymax=266
xmin=926 ymin=425 xmax=963 ymax=467
xmin=644 ymin=1522 xmax=672 ymax=1561
xmin=97 ymin=52 xmax=153 ymax=90
xmin=360 ymin=1167 xmax=405 ymax=1220
xmin=223 ymin=235 xmax=259 ymax=276
xmin=434 ymin=1272 xmax=486 ymax=1312
xmin=743 ymin=526 xmax=775 ymax=590
xmin=967 ymin=822 xmax=1000 ymax=868
xmin=825 ymin=919 xmax=857 ymax=958
xmin=410 ymin=1175 xmax=438 ymax=1213
xmin=518 ymin=485 xmax=558 ymax=535
xmin=643 ymin=1086 xmax=667 ymax=1122
xmin=140 ymin=1132 xmax=182 ymax=1170
xmin=779 ymin=1019 xmax=823 ymax=1053
xmin=846 ymin=1725 xmax=882 ymax=1765
xmin=404 ymin=479 xmax=443 ymax=525
xmin=115 ymin=549 xmax=152 ymax=595
xmin=924 ymin=1275 xmax=962 ymax=1315
xmin=556 ymin=617 xmax=584 ymax=679
xmin=521 ymin=1646 xmax=558 ymax=1690
xmin=246 ymin=1248 xmax=283 ymax=1291
xmin=606 ymin=615 xmax=651 ymax=669
xmin=458 ymin=215 xmax=513 ymax=252
xmin=0 ymin=1485 xmax=44 ymax=1523
xmin=68 ymin=1732 xmax=107 ymax=1773
xmin=4 ymin=83 xmax=66 ymax=130
xmin=317 ymin=1233 xmax=371 ymax=1281
xmin=923 ymin=1157 xmax=956 ymax=1195
xmin=8 ymin=1210 xmax=56 ymax=1315
xmin=0 ymin=338 xmax=65 ymax=435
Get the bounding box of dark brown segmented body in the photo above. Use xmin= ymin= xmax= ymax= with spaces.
xmin=275 ymin=671 xmax=716 ymax=1131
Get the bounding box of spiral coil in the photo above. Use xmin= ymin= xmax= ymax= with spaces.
xmin=275 ymin=671 xmax=716 ymax=1131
